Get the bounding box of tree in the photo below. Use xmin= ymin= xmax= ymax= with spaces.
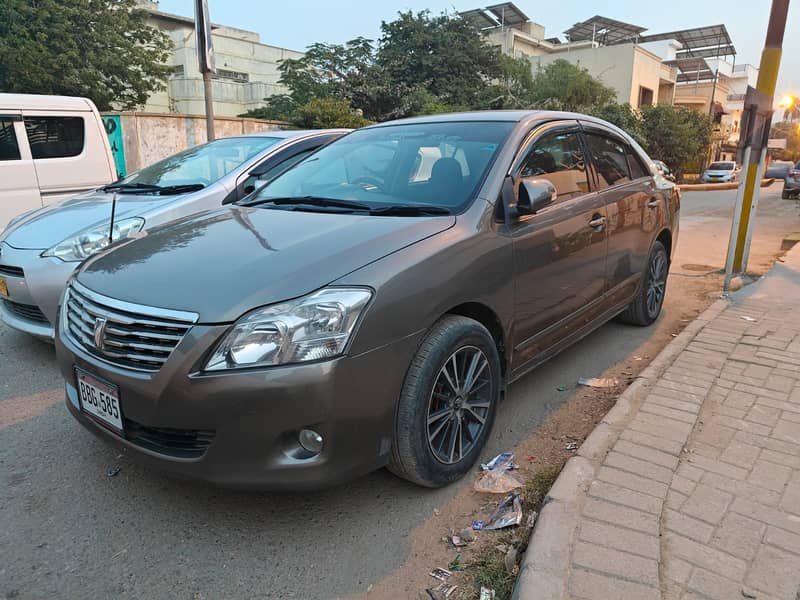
xmin=770 ymin=121 xmax=800 ymax=161
xmin=589 ymin=103 xmax=644 ymax=144
xmin=293 ymin=98 xmax=370 ymax=129
xmin=639 ymin=105 xmax=713 ymax=180
xmin=0 ymin=0 xmax=173 ymax=110
xmin=528 ymin=59 xmax=617 ymax=111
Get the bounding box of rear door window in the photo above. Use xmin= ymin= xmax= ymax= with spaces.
xmin=24 ymin=116 xmax=85 ymax=159
xmin=0 ymin=118 xmax=21 ymax=161
xmin=584 ymin=133 xmax=632 ymax=189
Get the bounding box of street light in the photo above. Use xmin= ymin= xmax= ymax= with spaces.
xmin=779 ymin=93 xmax=799 ymax=121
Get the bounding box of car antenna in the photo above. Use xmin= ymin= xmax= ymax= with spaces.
xmin=108 ymin=192 xmax=118 ymax=247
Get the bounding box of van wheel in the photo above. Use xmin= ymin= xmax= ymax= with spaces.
xmin=388 ymin=316 xmax=501 ymax=487
xmin=618 ymin=241 xmax=669 ymax=326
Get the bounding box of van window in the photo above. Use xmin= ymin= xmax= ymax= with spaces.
xmin=24 ymin=116 xmax=85 ymax=159
xmin=0 ymin=119 xmax=21 ymax=161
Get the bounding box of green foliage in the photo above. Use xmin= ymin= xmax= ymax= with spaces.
xmin=590 ymin=103 xmax=645 ymax=144
xmin=0 ymin=0 xmax=173 ymax=110
xmin=770 ymin=120 xmax=800 ymax=161
xmin=293 ymin=97 xmax=371 ymax=129
xmin=639 ymin=104 xmax=713 ymax=180
xmin=528 ymin=60 xmax=617 ymax=111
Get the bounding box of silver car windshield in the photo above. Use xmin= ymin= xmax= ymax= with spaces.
xmin=120 ymin=136 xmax=280 ymax=188
xmin=252 ymin=121 xmax=515 ymax=211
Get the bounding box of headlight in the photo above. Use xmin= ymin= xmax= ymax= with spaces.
xmin=42 ymin=217 xmax=145 ymax=262
xmin=204 ymin=287 xmax=373 ymax=371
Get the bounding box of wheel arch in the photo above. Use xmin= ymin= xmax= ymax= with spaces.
xmin=656 ymin=228 xmax=672 ymax=262
xmin=445 ymin=302 xmax=507 ymax=378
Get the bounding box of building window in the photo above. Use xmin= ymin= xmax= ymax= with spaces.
xmin=638 ymin=86 xmax=654 ymax=108
xmin=213 ymin=69 xmax=249 ymax=83
xmin=24 ymin=116 xmax=85 ymax=159
xmin=0 ymin=118 xmax=21 ymax=161
xmin=170 ymin=64 xmax=185 ymax=77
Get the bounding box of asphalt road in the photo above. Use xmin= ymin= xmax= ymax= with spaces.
xmin=1 ymin=185 xmax=797 ymax=600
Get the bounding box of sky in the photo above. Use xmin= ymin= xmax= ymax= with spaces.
xmin=157 ymin=0 xmax=799 ymax=110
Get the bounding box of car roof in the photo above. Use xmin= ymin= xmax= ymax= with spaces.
xmin=0 ymin=92 xmax=96 ymax=112
xmin=237 ymin=129 xmax=351 ymax=140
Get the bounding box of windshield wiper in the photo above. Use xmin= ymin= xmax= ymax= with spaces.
xmin=368 ymin=204 xmax=452 ymax=216
xmin=102 ymin=183 xmax=205 ymax=195
xmin=244 ymin=196 xmax=372 ymax=212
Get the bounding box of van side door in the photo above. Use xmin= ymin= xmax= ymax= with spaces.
xmin=508 ymin=122 xmax=608 ymax=369
xmin=581 ymin=125 xmax=658 ymax=305
xmin=0 ymin=113 xmax=42 ymax=230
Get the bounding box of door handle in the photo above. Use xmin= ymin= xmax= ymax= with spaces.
xmin=647 ymin=197 xmax=660 ymax=208
xmin=588 ymin=214 xmax=606 ymax=229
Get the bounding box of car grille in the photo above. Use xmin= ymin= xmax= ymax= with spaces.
xmin=64 ymin=281 xmax=198 ymax=372
xmin=0 ymin=265 xmax=24 ymax=277
xmin=2 ymin=298 xmax=49 ymax=324
xmin=124 ymin=418 xmax=215 ymax=459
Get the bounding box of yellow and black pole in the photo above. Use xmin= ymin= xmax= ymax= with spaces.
xmin=724 ymin=0 xmax=790 ymax=291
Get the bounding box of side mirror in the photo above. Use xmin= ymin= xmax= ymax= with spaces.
xmin=518 ymin=179 xmax=557 ymax=216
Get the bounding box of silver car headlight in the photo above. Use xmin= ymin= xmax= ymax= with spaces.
xmin=42 ymin=217 xmax=145 ymax=262
xmin=204 ymin=287 xmax=373 ymax=371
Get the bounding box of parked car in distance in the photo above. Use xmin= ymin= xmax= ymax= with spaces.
xmin=0 ymin=129 xmax=347 ymax=339
xmin=56 ymin=111 xmax=679 ymax=490
xmin=653 ymin=160 xmax=676 ymax=182
xmin=765 ymin=160 xmax=794 ymax=180
xmin=782 ymin=161 xmax=800 ymax=199
xmin=700 ymin=161 xmax=739 ymax=183
xmin=0 ymin=93 xmax=117 ymax=230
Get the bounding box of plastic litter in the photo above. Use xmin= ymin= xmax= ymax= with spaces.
xmin=740 ymin=316 xmax=757 ymax=322
xmin=449 ymin=529 xmax=466 ymax=547
xmin=106 ymin=467 xmax=121 ymax=477
xmin=474 ymin=468 xmax=525 ymax=494
xmin=448 ymin=554 xmax=466 ymax=571
xmin=556 ymin=385 xmax=568 ymax=392
xmin=565 ymin=441 xmax=579 ymax=451
xmin=483 ymin=493 xmax=523 ymax=530
xmin=479 ymin=587 xmax=496 ymax=600
xmin=425 ymin=582 xmax=458 ymax=599
xmin=578 ymin=377 xmax=618 ymax=388
xmin=480 ymin=452 xmax=517 ymax=471
xmin=472 ymin=520 xmax=485 ymax=530
xmin=429 ymin=568 xmax=452 ymax=582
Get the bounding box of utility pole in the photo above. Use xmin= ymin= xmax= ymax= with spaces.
xmin=723 ymin=0 xmax=790 ymax=291
xmin=195 ymin=0 xmax=216 ymax=141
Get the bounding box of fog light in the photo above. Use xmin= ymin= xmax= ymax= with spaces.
xmin=298 ymin=429 xmax=324 ymax=454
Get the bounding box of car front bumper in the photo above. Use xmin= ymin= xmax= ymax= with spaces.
xmin=0 ymin=242 xmax=76 ymax=338
xmin=56 ymin=318 xmax=423 ymax=490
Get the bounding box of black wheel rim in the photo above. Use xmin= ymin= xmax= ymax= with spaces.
xmin=426 ymin=346 xmax=493 ymax=465
xmin=646 ymin=251 xmax=667 ymax=317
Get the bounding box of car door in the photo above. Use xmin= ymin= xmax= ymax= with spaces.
xmin=229 ymin=133 xmax=344 ymax=203
xmin=0 ymin=113 xmax=42 ymax=230
xmin=581 ymin=125 xmax=658 ymax=305
xmin=508 ymin=121 xmax=608 ymax=368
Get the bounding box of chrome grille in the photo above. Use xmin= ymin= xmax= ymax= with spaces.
xmin=64 ymin=281 xmax=198 ymax=372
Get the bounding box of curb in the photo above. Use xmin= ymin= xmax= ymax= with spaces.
xmin=512 ymin=298 xmax=730 ymax=600
xmin=678 ymin=179 xmax=774 ymax=192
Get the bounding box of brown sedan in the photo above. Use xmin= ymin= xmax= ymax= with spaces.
xmin=55 ymin=111 xmax=679 ymax=489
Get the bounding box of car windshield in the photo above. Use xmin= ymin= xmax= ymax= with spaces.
xmin=708 ymin=162 xmax=735 ymax=171
xmin=250 ymin=121 xmax=515 ymax=212
xmin=119 ymin=136 xmax=280 ymax=189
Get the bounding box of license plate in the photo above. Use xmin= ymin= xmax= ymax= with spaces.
xmin=75 ymin=368 xmax=123 ymax=433
xmin=0 ymin=276 xmax=7 ymax=297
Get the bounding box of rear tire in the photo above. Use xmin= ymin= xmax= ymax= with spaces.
xmin=388 ymin=315 xmax=501 ymax=487
xmin=618 ymin=241 xmax=669 ymax=327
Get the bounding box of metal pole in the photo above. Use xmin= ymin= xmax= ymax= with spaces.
xmin=729 ymin=0 xmax=789 ymax=276
xmin=203 ymin=71 xmax=215 ymax=141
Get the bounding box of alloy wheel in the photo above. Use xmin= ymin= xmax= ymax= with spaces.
xmin=646 ymin=251 xmax=667 ymax=317
xmin=426 ymin=345 xmax=493 ymax=465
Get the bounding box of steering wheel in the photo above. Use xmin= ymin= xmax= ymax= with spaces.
xmin=352 ymin=176 xmax=384 ymax=191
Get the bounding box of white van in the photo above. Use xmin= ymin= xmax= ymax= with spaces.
xmin=0 ymin=93 xmax=116 ymax=229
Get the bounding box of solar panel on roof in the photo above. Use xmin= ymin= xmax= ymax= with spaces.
xmin=459 ymin=8 xmax=500 ymax=29
xmin=486 ymin=2 xmax=530 ymax=26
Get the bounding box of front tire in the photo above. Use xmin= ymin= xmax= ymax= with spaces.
xmin=388 ymin=315 xmax=501 ymax=487
xmin=618 ymin=241 xmax=669 ymax=326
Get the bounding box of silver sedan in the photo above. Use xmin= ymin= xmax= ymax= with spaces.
xmin=0 ymin=129 xmax=348 ymax=339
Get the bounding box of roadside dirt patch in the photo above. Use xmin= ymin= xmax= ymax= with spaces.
xmin=0 ymin=389 xmax=62 ymax=429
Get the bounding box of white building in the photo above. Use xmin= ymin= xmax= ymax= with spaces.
xmin=137 ymin=1 xmax=303 ymax=117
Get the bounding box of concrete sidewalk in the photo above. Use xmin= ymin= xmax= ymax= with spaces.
xmin=515 ymin=244 xmax=800 ymax=600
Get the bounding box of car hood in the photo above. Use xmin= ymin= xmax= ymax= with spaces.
xmin=1 ymin=189 xmax=190 ymax=250
xmin=77 ymin=206 xmax=456 ymax=323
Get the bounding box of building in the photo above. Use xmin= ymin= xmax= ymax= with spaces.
xmin=137 ymin=1 xmax=303 ymax=117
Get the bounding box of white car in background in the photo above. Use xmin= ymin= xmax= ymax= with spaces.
xmin=700 ymin=161 xmax=740 ymax=183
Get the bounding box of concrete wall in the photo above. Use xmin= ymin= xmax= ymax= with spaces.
xmin=104 ymin=112 xmax=285 ymax=173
